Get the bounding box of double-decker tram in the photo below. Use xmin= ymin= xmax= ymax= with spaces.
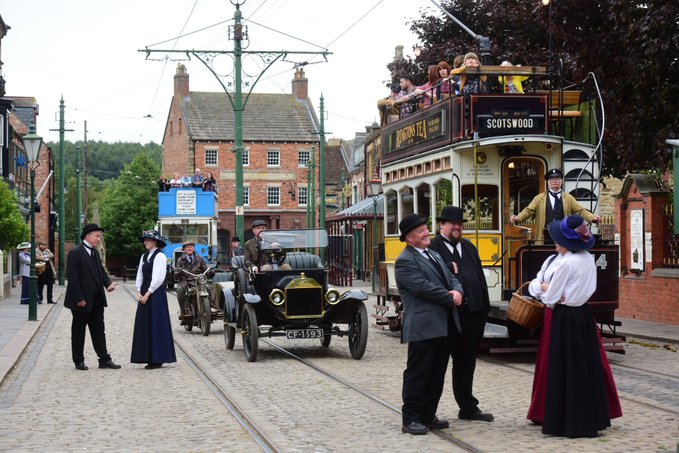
xmin=370 ymin=65 xmax=624 ymax=353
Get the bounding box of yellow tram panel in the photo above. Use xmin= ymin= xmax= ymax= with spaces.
xmin=384 ymin=233 xmax=501 ymax=266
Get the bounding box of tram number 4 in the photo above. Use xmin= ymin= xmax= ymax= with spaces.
xmin=595 ymin=254 xmax=608 ymax=270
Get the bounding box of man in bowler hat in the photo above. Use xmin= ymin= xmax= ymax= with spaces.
xmin=429 ymin=206 xmax=494 ymax=422
xmin=395 ymin=213 xmax=464 ymax=435
xmin=64 ymin=224 xmax=120 ymax=370
xmin=510 ymin=168 xmax=599 ymax=241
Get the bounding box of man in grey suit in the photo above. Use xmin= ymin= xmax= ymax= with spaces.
xmin=395 ymin=213 xmax=464 ymax=435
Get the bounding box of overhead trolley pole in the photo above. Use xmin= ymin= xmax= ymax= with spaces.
xmin=140 ymin=0 xmax=331 ymax=241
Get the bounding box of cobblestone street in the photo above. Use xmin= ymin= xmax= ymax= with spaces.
xmin=0 ymin=283 xmax=677 ymax=452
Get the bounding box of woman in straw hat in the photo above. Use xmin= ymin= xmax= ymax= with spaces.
xmin=131 ymin=230 xmax=176 ymax=369
xmin=527 ymin=215 xmax=622 ymax=437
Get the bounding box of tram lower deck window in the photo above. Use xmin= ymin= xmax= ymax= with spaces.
xmin=460 ymin=184 xmax=499 ymax=230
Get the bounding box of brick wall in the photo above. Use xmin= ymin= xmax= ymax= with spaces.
xmin=616 ymin=174 xmax=679 ymax=325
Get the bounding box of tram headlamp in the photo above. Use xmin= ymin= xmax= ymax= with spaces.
xmin=269 ymin=288 xmax=286 ymax=306
xmin=325 ymin=289 xmax=341 ymax=305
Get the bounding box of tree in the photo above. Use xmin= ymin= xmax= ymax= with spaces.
xmin=0 ymin=181 xmax=29 ymax=250
xmin=99 ymin=153 xmax=160 ymax=259
xmin=406 ymin=0 xmax=679 ymax=177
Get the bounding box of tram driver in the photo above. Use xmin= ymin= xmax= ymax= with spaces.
xmin=510 ymin=168 xmax=600 ymax=242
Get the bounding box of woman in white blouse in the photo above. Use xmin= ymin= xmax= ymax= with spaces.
xmin=527 ymin=215 xmax=621 ymax=438
xmin=131 ymin=230 xmax=176 ymax=369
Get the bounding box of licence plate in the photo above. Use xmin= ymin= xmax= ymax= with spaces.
xmin=286 ymin=329 xmax=323 ymax=339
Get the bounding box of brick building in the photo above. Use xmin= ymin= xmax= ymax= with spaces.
xmin=162 ymin=64 xmax=321 ymax=249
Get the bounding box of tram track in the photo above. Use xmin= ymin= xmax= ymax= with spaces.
xmin=480 ymin=355 xmax=679 ymax=417
xmin=121 ymin=285 xmax=280 ymax=453
xmin=261 ymin=338 xmax=485 ymax=453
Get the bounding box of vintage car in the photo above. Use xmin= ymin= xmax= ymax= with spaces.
xmin=213 ymin=228 xmax=369 ymax=362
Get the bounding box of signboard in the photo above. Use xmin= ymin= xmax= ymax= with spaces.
xmin=630 ymin=209 xmax=644 ymax=271
xmin=387 ymin=109 xmax=444 ymax=152
xmin=472 ymin=95 xmax=547 ymax=137
xmin=176 ymin=190 xmax=196 ymax=215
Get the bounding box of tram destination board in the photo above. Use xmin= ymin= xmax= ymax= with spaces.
xmin=472 ymin=95 xmax=548 ymax=137
xmin=286 ymin=328 xmax=323 ymax=339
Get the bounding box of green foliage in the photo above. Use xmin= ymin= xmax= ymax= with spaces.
xmin=99 ymin=153 xmax=161 ymax=259
xmin=0 ymin=181 xmax=29 ymax=249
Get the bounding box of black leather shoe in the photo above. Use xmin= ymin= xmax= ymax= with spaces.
xmin=423 ymin=417 xmax=449 ymax=429
xmin=47 ymin=301 xmax=56 ymax=304
xmin=144 ymin=363 xmax=163 ymax=369
xmin=401 ymin=421 xmax=429 ymax=435
xmin=75 ymin=362 xmax=88 ymax=371
xmin=459 ymin=409 xmax=494 ymax=422
xmin=99 ymin=360 xmax=122 ymax=369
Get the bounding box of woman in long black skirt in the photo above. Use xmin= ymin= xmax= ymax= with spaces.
xmin=131 ymin=230 xmax=176 ymax=369
xmin=531 ymin=215 xmax=621 ymax=438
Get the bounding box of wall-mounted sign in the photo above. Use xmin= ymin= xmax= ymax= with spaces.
xmin=630 ymin=209 xmax=644 ymax=272
xmin=176 ymin=190 xmax=196 ymax=215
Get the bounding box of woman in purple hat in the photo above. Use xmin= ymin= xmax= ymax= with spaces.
xmin=527 ymin=215 xmax=622 ymax=438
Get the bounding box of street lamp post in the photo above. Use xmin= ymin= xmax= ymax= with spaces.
xmin=23 ymin=124 xmax=43 ymax=322
xmin=368 ymin=178 xmax=382 ymax=294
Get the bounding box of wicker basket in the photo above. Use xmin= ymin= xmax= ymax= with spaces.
xmin=507 ymin=282 xmax=545 ymax=330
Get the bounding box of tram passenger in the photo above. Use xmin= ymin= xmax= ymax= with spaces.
xmin=498 ymin=61 xmax=529 ymax=94
xmin=244 ymin=220 xmax=292 ymax=272
xmin=376 ymin=84 xmax=400 ymax=125
xmin=451 ymin=52 xmax=487 ymax=96
xmin=417 ymin=65 xmax=442 ymax=107
xmin=429 ymin=206 xmax=495 ymax=423
xmin=526 ymin=215 xmax=622 ymax=437
xmin=393 ymin=75 xmax=424 ymax=117
xmin=191 ymin=168 xmax=204 ymax=188
xmin=180 ymin=173 xmax=192 ymax=188
xmin=170 ymin=173 xmax=182 ymax=189
xmin=510 ymin=168 xmax=600 ymax=242
xmin=158 ymin=177 xmax=170 ymax=192
xmin=131 ymin=230 xmax=177 ymax=369
xmin=395 ymin=214 xmax=463 ymax=435
xmin=202 ymin=171 xmax=217 ymax=192
xmin=436 ymin=61 xmax=454 ymax=100
xmin=174 ymin=241 xmax=209 ymax=325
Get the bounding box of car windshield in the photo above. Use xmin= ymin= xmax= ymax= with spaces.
xmin=259 ymin=229 xmax=328 ymax=250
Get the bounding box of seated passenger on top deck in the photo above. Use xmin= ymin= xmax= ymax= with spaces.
xmin=393 ymin=75 xmax=425 ymax=117
xmin=435 ymin=61 xmax=455 ymax=99
xmin=376 ymin=84 xmax=400 ymax=125
xmin=451 ymin=52 xmax=488 ymax=97
xmin=417 ymin=65 xmax=441 ymax=107
xmin=498 ymin=60 xmax=529 ymax=94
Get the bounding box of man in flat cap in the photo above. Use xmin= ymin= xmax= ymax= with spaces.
xmin=395 ymin=213 xmax=463 ymax=435
xmin=173 ymin=241 xmax=209 ymax=324
xmin=64 ymin=224 xmax=120 ymax=370
xmin=244 ymin=220 xmax=291 ymax=271
xmin=510 ymin=168 xmax=599 ymax=241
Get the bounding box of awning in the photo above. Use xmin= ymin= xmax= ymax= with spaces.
xmin=332 ymin=194 xmax=383 ymax=217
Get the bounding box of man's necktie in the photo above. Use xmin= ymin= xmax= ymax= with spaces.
xmin=550 ymin=191 xmax=564 ymax=220
xmin=424 ymin=250 xmax=447 ymax=283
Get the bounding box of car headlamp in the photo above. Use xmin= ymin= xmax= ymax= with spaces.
xmin=325 ymin=289 xmax=340 ymax=305
xmin=269 ymin=288 xmax=286 ymax=306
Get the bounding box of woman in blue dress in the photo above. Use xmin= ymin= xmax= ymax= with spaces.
xmin=131 ymin=230 xmax=177 ymax=369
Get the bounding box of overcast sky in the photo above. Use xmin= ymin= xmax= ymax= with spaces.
xmin=2 ymin=0 xmax=432 ymax=145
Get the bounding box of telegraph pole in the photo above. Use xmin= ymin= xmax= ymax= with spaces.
xmin=140 ymin=1 xmax=330 ymax=241
xmin=319 ymin=95 xmax=326 ymax=229
xmin=75 ymin=145 xmax=82 ymax=243
xmin=83 ymin=120 xmax=89 ymax=223
xmin=49 ymin=96 xmax=73 ymax=285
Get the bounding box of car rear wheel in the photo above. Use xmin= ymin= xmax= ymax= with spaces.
xmin=224 ymin=322 xmax=236 ymax=350
xmin=199 ymin=296 xmax=211 ymax=336
xmin=242 ymin=304 xmax=259 ymax=362
xmin=348 ymin=303 xmax=368 ymax=359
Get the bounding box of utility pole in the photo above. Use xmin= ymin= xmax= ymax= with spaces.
xmin=319 ymin=95 xmax=326 ymax=229
xmin=49 ymin=96 xmax=73 ymax=285
xmin=140 ymin=1 xmax=330 ymax=241
xmin=83 ymin=120 xmax=89 ymax=223
xmin=75 ymin=145 xmax=82 ymax=243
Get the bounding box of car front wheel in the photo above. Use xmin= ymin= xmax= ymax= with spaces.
xmin=348 ymin=303 xmax=368 ymax=359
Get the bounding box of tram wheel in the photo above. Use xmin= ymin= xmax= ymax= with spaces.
xmin=348 ymin=303 xmax=368 ymax=360
xmin=242 ymin=304 xmax=259 ymax=362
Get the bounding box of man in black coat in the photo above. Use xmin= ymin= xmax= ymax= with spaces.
xmin=64 ymin=224 xmax=120 ymax=371
xmin=395 ymin=214 xmax=464 ymax=435
xmin=429 ymin=206 xmax=494 ymax=422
